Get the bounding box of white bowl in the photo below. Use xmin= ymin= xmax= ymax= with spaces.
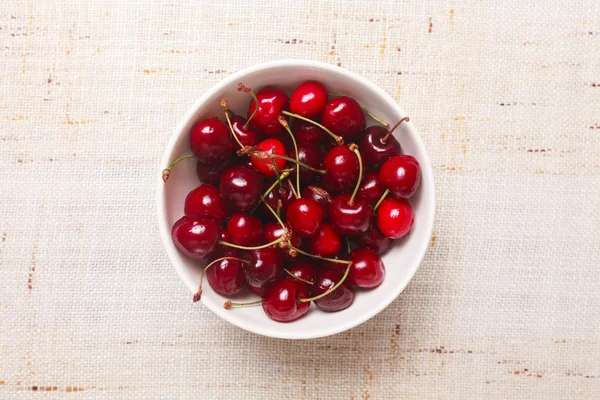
xmin=157 ymin=60 xmax=435 ymax=339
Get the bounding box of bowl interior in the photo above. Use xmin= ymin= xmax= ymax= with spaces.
xmin=158 ymin=61 xmax=435 ymax=339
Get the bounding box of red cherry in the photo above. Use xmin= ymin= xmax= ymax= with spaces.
xmin=353 ymin=225 xmax=392 ymax=254
xmin=184 ymin=184 xmax=227 ymax=222
xmin=250 ymin=138 xmax=287 ymax=178
xmin=244 ymin=248 xmax=282 ymax=288
xmin=287 ymin=142 xmax=325 ymax=184
xmin=323 ymin=145 xmax=359 ymax=193
xmin=196 ymin=159 xmax=232 ymax=186
xmin=376 ymin=197 xmax=414 ymax=239
xmin=286 ymin=261 xmax=318 ymax=284
xmin=219 ymin=165 xmax=263 ymax=212
xmin=171 ymin=215 xmax=221 ymax=259
xmin=247 ymin=88 xmax=289 ymax=135
xmin=321 ymin=96 xmax=366 ymax=141
xmin=229 ymin=115 xmax=261 ymax=147
xmin=329 ymin=193 xmax=374 ymax=236
xmin=262 ymin=279 xmax=310 ymax=322
xmin=289 ymin=81 xmax=328 ymax=118
xmin=189 ymin=118 xmax=234 ymax=165
xmin=301 ymin=185 xmax=333 ymax=218
xmin=312 ymin=267 xmax=354 ymax=312
xmin=309 ymin=223 xmax=341 ymax=257
xmin=264 ymin=221 xmax=302 ymax=260
xmin=321 ymin=251 xmax=350 ymax=274
xmin=206 ymin=249 xmax=247 ymax=296
xmin=348 ymin=248 xmax=385 ymax=288
xmin=378 ymin=155 xmax=421 ymax=198
xmin=286 ymin=198 xmax=324 ymax=238
xmin=358 ymin=172 xmax=385 ymax=207
xmin=258 ymin=184 xmax=295 ymax=220
xmin=226 ymin=213 xmax=263 ymax=246
xmin=248 ymin=280 xmax=278 ymax=296
xmin=359 ymin=126 xmax=401 ymax=168
xmin=292 ymin=119 xmax=325 ymax=144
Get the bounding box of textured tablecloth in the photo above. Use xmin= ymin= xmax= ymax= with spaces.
xmin=1 ymin=0 xmax=599 ymax=398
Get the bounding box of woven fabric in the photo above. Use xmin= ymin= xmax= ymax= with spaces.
xmin=1 ymin=0 xmax=599 ymax=398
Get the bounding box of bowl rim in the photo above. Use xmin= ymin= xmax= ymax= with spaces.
xmin=156 ymin=59 xmax=435 ymax=339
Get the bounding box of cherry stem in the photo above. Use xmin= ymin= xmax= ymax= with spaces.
xmin=260 ymin=195 xmax=286 ymax=229
xmin=279 ymin=117 xmax=302 ymax=197
xmin=348 ymin=144 xmax=363 ymax=205
xmin=299 ymin=263 xmax=351 ymax=303
xmin=270 ymin=158 xmax=285 ymax=193
xmin=219 ymin=236 xmax=285 ymax=251
xmin=287 ymin=179 xmax=299 ymax=199
xmin=281 ymin=110 xmax=344 ymax=145
xmin=328 ymin=93 xmax=390 ymax=128
xmin=381 ymin=117 xmax=409 ymax=144
xmin=289 ymin=245 xmax=350 ymax=264
xmin=221 ymin=99 xmax=245 ymax=149
xmin=374 ymin=189 xmax=390 ymax=211
xmin=162 ymin=153 xmax=194 ymax=182
xmin=252 ymin=170 xmax=292 ymax=214
xmin=224 ymin=299 xmax=262 ymax=309
xmin=193 ymin=257 xmax=250 ymax=302
xmin=283 ymin=268 xmax=314 ymax=285
xmin=346 ymin=236 xmax=351 ymax=254
xmin=270 ymin=154 xmax=326 ymax=174
xmin=236 ymin=83 xmax=258 ymax=128
xmin=276 ymin=199 xmax=282 ymax=219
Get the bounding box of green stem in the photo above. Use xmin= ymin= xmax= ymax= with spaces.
xmin=381 ymin=117 xmax=409 ymax=143
xmin=348 ymin=145 xmax=363 ymax=205
xmin=224 ymin=299 xmax=262 ymax=309
xmin=244 ymin=90 xmax=259 ymax=128
xmin=223 ymin=108 xmax=245 ymax=149
xmin=299 ymin=264 xmax=351 ymax=303
xmin=290 ymin=245 xmax=350 ymax=264
xmin=345 ymin=237 xmax=351 ymax=254
xmin=260 ymin=195 xmax=286 ymax=229
xmin=279 ymin=119 xmax=302 ymax=197
xmin=281 ymin=110 xmax=344 ymax=145
xmin=270 ymin=154 xmax=326 ymax=174
xmin=219 ymin=236 xmax=285 ymax=251
xmin=374 ymin=189 xmax=390 ymax=211
xmin=252 ymin=170 xmax=291 ymax=214
xmin=162 ymin=153 xmax=194 ymax=182
xmin=284 ymin=268 xmax=313 ymax=285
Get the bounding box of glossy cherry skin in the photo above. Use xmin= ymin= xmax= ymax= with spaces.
xmin=313 ymin=267 xmax=354 ymax=312
xmin=229 ymin=115 xmax=261 ymax=147
xmin=301 ymin=185 xmax=333 ymax=218
xmin=353 ymin=225 xmax=392 ymax=254
xmin=258 ymin=184 xmax=295 ymax=220
xmin=289 ymin=81 xmax=328 ymax=118
xmin=287 ymin=142 xmax=325 ymax=184
xmin=244 ymin=247 xmax=282 ymax=289
xmin=251 ymin=138 xmax=287 ymax=178
xmin=196 ymin=158 xmax=232 ymax=186
xmin=262 ymin=279 xmax=310 ymax=322
xmin=171 ymin=216 xmax=221 ymax=259
xmin=184 ymin=184 xmax=227 ymax=222
xmin=321 ymin=96 xmax=366 ymax=141
xmin=287 ymin=261 xmax=318 ymax=284
xmin=226 ymin=213 xmax=263 ymax=246
xmin=292 ymin=119 xmax=325 ymax=144
xmin=329 ymin=194 xmax=374 ymax=236
xmin=348 ymin=248 xmax=385 ymax=288
xmin=219 ymin=165 xmax=263 ymax=212
xmin=286 ymin=198 xmax=324 ymax=238
xmin=247 ymin=88 xmax=289 ymax=135
xmin=190 ymin=118 xmax=234 ymax=165
xmin=321 ymin=251 xmax=350 ymax=274
xmin=263 ymin=221 xmax=302 ymax=261
xmin=378 ymin=155 xmax=421 ymax=198
xmin=309 ymin=223 xmax=341 ymax=257
xmin=359 ymin=126 xmax=402 ymax=169
xmin=323 ymin=145 xmax=360 ymax=193
xmin=377 ymin=197 xmax=414 ymax=239
xmin=206 ymin=249 xmax=246 ymax=296
xmin=358 ymin=172 xmax=386 ymax=207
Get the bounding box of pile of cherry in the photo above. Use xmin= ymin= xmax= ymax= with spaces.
xmin=163 ymin=81 xmax=420 ymax=323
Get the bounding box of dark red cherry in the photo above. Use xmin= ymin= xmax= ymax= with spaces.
xmin=247 ymin=278 xmax=280 ymax=296
xmin=353 ymin=225 xmax=391 ymax=254
xmin=171 ymin=216 xmax=221 ymax=259
xmin=321 ymin=96 xmax=366 ymax=141
xmin=289 ymin=81 xmax=328 ymax=118
xmin=271 ymin=130 xmax=293 ymax=151
xmin=321 ymin=251 xmax=350 ymax=274
xmin=206 ymin=249 xmax=246 ymax=296
xmin=348 ymin=248 xmax=385 ymax=288
xmin=287 ymin=142 xmax=325 ymax=184
xmin=229 ymin=115 xmax=261 ymax=147
xmin=184 ymin=184 xmax=227 ymax=222
xmin=264 ymin=221 xmax=302 ymax=260
xmin=301 ymin=185 xmax=333 ymax=218
xmin=190 ymin=118 xmax=234 ymax=165
xmin=251 ymin=138 xmax=287 ymax=178
xmin=226 ymin=213 xmax=263 ymax=246
xmin=245 ymin=248 xmax=282 ymax=288
xmin=196 ymin=158 xmax=232 ymax=186
xmin=219 ymin=165 xmax=263 ymax=212
xmin=313 ymin=267 xmax=354 ymax=312
xmin=286 ymin=261 xmax=318 ymax=284
xmin=209 ymin=230 xmax=231 ymax=258
xmin=247 ymin=88 xmax=289 ymax=135
xmin=292 ymin=119 xmax=325 ymax=144
xmin=323 ymin=145 xmax=359 ymax=193
xmin=377 ymin=197 xmax=414 ymax=239
xmin=358 ymin=172 xmax=385 ymax=207
xmin=329 ymin=194 xmax=373 ymax=236
xmin=378 ymin=155 xmax=421 ymax=198
xmin=309 ymin=223 xmax=341 ymax=257
xmin=258 ymin=184 xmax=295 ymax=220
xmin=286 ymin=198 xmax=324 ymax=238
xmin=262 ymin=279 xmax=310 ymax=322
xmin=359 ymin=126 xmax=401 ymax=169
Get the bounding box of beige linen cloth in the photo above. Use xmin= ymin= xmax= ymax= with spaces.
xmin=1 ymin=0 xmax=599 ymax=398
